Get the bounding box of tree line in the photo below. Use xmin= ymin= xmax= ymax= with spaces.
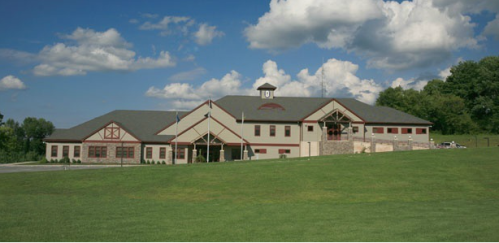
xmin=376 ymin=56 xmax=499 ymax=135
xmin=0 ymin=113 xmax=55 ymax=163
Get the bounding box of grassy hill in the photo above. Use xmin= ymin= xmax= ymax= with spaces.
xmin=1 ymin=148 xmax=499 ymax=241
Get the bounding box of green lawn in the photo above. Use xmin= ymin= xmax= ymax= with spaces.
xmin=1 ymin=148 xmax=499 ymax=241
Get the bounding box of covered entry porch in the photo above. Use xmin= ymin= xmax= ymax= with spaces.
xmin=188 ymin=133 xmax=247 ymax=162
xmin=319 ymin=109 xmax=354 ymax=141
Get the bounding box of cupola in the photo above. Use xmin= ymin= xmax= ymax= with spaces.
xmin=257 ymin=83 xmax=277 ymax=99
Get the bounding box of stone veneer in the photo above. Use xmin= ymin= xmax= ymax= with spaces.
xmin=321 ymin=140 xmax=354 ymax=155
xmin=82 ymin=142 xmax=142 ymax=164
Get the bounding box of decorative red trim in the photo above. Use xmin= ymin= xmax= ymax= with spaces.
xmin=299 ymin=98 xmax=334 ymax=121
xmin=332 ymin=99 xmax=367 ymax=123
xmin=270 ymin=125 xmax=276 ymax=137
xmin=155 ymin=100 xmax=210 ymax=135
xmin=155 ymin=100 xmax=237 ymax=135
xmin=254 ymin=125 xmax=261 ymax=137
xmin=167 ymin=117 xmax=208 ymax=143
xmin=51 ymin=145 xmax=58 ymax=157
xmin=211 ymin=116 xmax=250 ymax=144
xmin=82 ymin=120 xmax=142 ymax=143
xmin=258 ymin=103 xmax=285 ymax=111
xmin=168 ymin=116 xmax=250 ymax=145
xmin=249 ymin=143 xmax=300 ymax=147
xmin=84 ymin=140 xmax=141 ymax=144
xmin=44 ymin=139 xmax=82 ymax=143
xmin=366 ymin=122 xmax=433 ymax=125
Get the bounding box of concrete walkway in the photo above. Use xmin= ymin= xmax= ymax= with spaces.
xmin=0 ymin=163 xmax=142 ymax=174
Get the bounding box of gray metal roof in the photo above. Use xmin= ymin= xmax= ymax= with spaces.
xmin=216 ymin=96 xmax=331 ymax=121
xmin=46 ymin=96 xmax=430 ymax=143
xmin=46 ymin=110 xmax=187 ymax=142
xmin=335 ymin=98 xmax=432 ymax=125
xmin=216 ymin=96 xmax=431 ymax=125
xmin=257 ymin=83 xmax=277 ymax=90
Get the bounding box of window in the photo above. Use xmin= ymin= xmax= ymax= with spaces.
xmin=146 ymin=147 xmax=152 ymax=159
xmin=270 ymin=125 xmax=276 ymax=137
xmin=285 ymin=126 xmax=291 ymax=137
xmin=307 ymin=126 xmax=314 ymax=132
xmin=401 ymin=128 xmax=413 ymax=134
xmin=388 ymin=128 xmax=398 ymax=134
xmin=416 ymin=128 xmax=427 ymax=134
xmin=74 ymin=146 xmax=80 ymax=158
xmin=255 ymin=149 xmax=267 ymax=154
xmin=116 ymin=147 xmax=134 ymax=158
xmin=176 ymin=148 xmax=185 ymax=160
xmin=255 ymin=125 xmax=261 ymax=137
xmin=159 ymin=147 xmax=166 ymax=159
xmin=373 ymin=127 xmax=384 ymax=134
xmin=104 ymin=127 xmax=120 ymax=139
xmin=63 ymin=146 xmax=69 ymax=157
xmin=88 ymin=146 xmax=107 ymax=158
xmin=278 ymin=149 xmax=291 ymax=154
xmin=353 ymin=126 xmax=359 ymax=133
xmin=51 ymin=146 xmax=58 ymax=157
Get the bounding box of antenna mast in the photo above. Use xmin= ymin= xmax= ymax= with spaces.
xmin=321 ymin=58 xmax=326 ymax=98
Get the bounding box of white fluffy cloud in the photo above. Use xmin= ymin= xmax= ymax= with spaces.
xmin=146 ymin=70 xmax=244 ymax=109
xmin=146 ymin=58 xmax=386 ymax=109
xmin=0 ymin=75 xmax=27 ymax=91
xmin=245 ymin=0 xmax=485 ymax=70
xmin=30 ymin=28 xmax=175 ymax=76
xmin=194 ymin=23 xmax=224 ymax=45
xmin=390 ymin=77 xmax=428 ymax=91
xmin=483 ymin=15 xmax=499 ymax=40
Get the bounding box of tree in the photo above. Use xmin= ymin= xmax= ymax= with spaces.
xmin=21 ymin=117 xmax=55 ymax=155
xmin=443 ymin=56 xmax=499 ymax=133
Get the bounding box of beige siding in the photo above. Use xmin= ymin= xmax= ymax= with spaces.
xmin=300 ymin=141 xmax=319 ymax=157
xmin=143 ymin=144 xmax=170 ymax=163
xmin=158 ymin=102 xmax=239 ymax=136
xmin=248 ymin=146 xmax=299 ymax=160
xmin=45 ymin=142 xmax=82 ymax=161
xmin=304 ymin=100 xmax=364 ymax=122
xmin=365 ymin=125 xmax=430 ymax=143
xmin=85 ymin=122 xmax=139 ymax=142
xmin=243 ymin=122 xmax=300 ymax=145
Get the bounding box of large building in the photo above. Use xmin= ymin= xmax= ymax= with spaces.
xmin=44 ymin=83 xmax=432 ymax=164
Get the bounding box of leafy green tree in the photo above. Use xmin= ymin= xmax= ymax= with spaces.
xmin=21 ymin=117 xmax=55 ymax=155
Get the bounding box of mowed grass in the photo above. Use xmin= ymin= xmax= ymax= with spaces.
xmin=1 ymin=148 xmax=499 ymax=241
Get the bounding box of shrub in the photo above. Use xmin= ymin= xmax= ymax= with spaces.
xmin=146 ymin=160 xmax=150 ymax=164
xmin=40 ymin=157 xmax=48 ymax=164
xmin=60 ymin=157 xmax=70 ymax=164
xmin=152 ymin=160 xmax=156 ymax=165
xmin=279 ymin=154 xmax=287 ymax=159
xmin=162 ymin=161 xmax=166 ymax=165
xmin=72 ymin=159 xmax=77 ymax=164
xmin=195 ymin=155 xmax=206 ymax=163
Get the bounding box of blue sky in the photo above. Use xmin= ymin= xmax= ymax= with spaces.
xmin=1 ymin=0 xmax=498 ymax=128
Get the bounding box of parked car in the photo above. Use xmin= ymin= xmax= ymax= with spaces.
xmin=438 ymin=142 xmax=466 ymax=149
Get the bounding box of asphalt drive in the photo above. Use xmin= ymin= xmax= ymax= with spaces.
xmin=0 ymin=163 xmax=140 ymax=173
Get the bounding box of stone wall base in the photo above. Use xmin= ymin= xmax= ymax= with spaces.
xmin=321 ymin=140 xmax=354 ymax=155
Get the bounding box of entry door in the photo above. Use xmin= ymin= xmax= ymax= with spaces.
xmin=327 ymin=124 xmax=341 ymax=140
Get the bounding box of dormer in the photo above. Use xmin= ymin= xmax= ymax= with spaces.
xmin=257 ymin=83 xmax=277 ymax=100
